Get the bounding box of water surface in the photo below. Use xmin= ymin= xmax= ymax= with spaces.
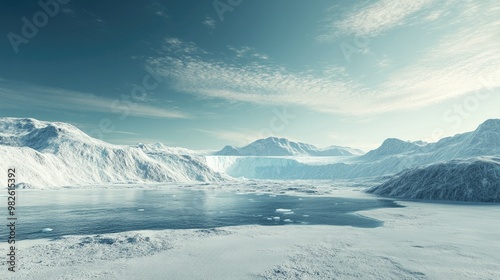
xmin=1 ymin=189 xmax=402 ymax=240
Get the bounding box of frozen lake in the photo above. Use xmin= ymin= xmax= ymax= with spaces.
xmin=2 ymin=189 xmax=402 ymax=240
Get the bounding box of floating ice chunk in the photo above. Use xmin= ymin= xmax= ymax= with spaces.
xmin=302 ymin=215 xmax=309 ymax=217
xmin=273 ymin=217 xmax=280 ymax=220
xmin=137 ymin=209 xmax=145 ymax=212
xmin=283 ymin=211 xmax=294 ymax=215
xmin=266 ymin=217 xmax=272 ymax=220
xmin=284 ymin=219 xmax=293 ymax=223
xmin=275 ymin=208 xmax=292 ymax=213
xmin=269 ymin=194 xmax=277 ymax=197
xmin=42 ymin=228 xmax=53 ymax=232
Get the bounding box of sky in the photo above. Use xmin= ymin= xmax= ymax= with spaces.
xmin=0 ymin=0 xmax=499 ymax=151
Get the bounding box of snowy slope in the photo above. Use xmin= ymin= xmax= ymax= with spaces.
xmin=367 ymin=157 xmax=500 ymax=202
xmin=363 ymin=138 xmax=426 ymax=159
xmin=135 ymin=142 xmax=200 ymax=155
xmin=364 ymin=119 xmax=500 ymax=161
xmin=214 ymin=137 xmax=364 ymax=156
xmin=2 ymin=118 xmax=499 ymax=185
xmin=0 ymin=118 xmax=226 ymax=188
xmin=207 ymin=119 xmax=500 ymax=180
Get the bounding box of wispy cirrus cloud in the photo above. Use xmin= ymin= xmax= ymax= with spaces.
xmin=162 ymin=37 xmax=206 ymax=55
xmin=317 ymin=0 xmax=435 ymax=40
xmin=148 ymin=50 xmax=367 ymax=115
xmin=227 ymin=46 xmax=269 ymax=60
xmin=377 ymin=0 xmax=500 ymax=110
xmin=148 ymin=0 xmax=500 ymax=117
xmin=60 ymin=5 xmax=108 ymax=29
xmin=202 ymin=16 xmax=216 ymax=29
xmin=147 ymin=1 xmax=169 ymax=19
xmin=0 ymin=81 xmax=189 ymax=119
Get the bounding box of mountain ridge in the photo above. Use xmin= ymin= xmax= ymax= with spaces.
xmin=1 ymin=117 xmax=499 ymax=186
xmin=207 ymin=119 xmax=500 ymax=180
xmin=214 ymin=136 xmax=364 ymax=156
xmin=363 ymin=119 xmax=500 ymax=162
xmin=0 ymin=118 xmax=227 ymax=188
xmin=367 ymin=157 xmax=500 ymax=202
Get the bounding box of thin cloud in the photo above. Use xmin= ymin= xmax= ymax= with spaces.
xmin=227 ymin=45 xmax=269 ymax=60
xmin=379 ymin=0 xmax=500 ymax=110
xmin=148 ymin=14 xmax=499 ymax=116
xmin=60 ymin=5 xmax=109 ymax=29
xmin=149 ymin=40 xmax=364 ymax=115
xmin=162 ymin=37 xmax=206 ymax=55
xmin=102 ymin=130 xmax=138 ymax=135
xmin=149 ymin=52 xmax=366 ymax=115
xmin=317 ymin=0 xmax=435 ymax=40
xmin=203 ymin=16 xmax=216 ymax=29
xmin=148 ymin=1 xmax=169 ymax=19
xmin=0 ymin=81 xmax=189 ymax=119
xmin=105 ymin=137 xmax=163 ymax=145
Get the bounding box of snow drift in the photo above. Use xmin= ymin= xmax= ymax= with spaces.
xmin=0 ymin=118 xmax=226 ymax=187
xmin=367 ymin=157 xmax=500 ymax=202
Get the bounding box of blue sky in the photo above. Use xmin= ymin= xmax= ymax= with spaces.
xmin=0 ymin=0 xmax=499 ymax=150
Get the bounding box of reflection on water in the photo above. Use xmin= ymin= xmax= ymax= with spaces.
xmin=1 ymin=189 xmax=402 ymax=240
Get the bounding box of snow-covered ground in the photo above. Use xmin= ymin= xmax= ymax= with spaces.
xmin=2 ymin=186 xmax=499 ymax=280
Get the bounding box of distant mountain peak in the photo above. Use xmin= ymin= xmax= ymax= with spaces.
xmin=261 ymin=136 xmax=285 ymax=142
xmin=364 ymin=118 xmax=500 ymax=161
xmin=363 ymin=138 xmax=419 ymax=159
xmin=476 ymin=118 xmax=500 ymax=132
xmin=214 ymin=137 xmax=363 ymax=156
xmin=381 ymin=138 xmax=408 ymax=145
xmin=255 ymin=137 xmax=296 ymax=145
xmin=0 ymin=117 xmax=100 ymax=151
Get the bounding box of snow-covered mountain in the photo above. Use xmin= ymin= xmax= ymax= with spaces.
xmin=363 ymin=139 xmax=427 ymax=159
xmin=135 ymin=142 xmax=200 ymax=155
xmin=2 ymin=117 xmax=499 ymax=187
xmin=214 ymin=137 xmax=364 ymax=156
xmin=0 ymin=118 xmax=226 ymax=188
xmin=364 ymin=119 xmax=500 ymax=161
xmin=367 ymin=157 xmax=500 ymax=202
xmin=207 ymin=119 xmax=500 ymax=180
